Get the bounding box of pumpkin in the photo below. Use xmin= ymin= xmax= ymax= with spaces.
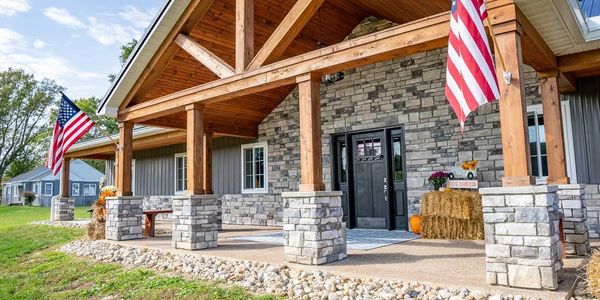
xmin=409 ymin=215 xmax=422 ymax=234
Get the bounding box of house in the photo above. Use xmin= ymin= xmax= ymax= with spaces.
xmin=2 ymin=160 xmax=103 ymax=207
xmin=59 ymin=0 xmax=600 ymax=290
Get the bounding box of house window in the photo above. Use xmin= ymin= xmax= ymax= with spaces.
xmin=72 ymin=183 xmax=80 ymax=196
xmin=43 ymin=183 xmax=53 ymax=196
xmin=84 ymin=184 xmax=97 ymax=196
xmin=527 ymin=103 xmax=577 ymax=183
xmin=241 ymin=142 xmax=268 ymax=193
xmin=175 ymin=153 xmax=187 ymax=194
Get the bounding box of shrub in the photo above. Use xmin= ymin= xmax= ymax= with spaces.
xmin=22 ymin=191 xmax=35 ymax=206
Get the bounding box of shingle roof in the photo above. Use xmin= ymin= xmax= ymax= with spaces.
xmin=5 ymin=166 xmax=50 ymax=183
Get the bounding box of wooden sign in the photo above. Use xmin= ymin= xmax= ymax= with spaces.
xmin=446 ymin=180 xmax=478 ymax=189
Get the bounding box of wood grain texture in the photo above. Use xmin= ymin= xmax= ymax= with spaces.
xmin=186 ymin=105 xmax=205 ymax=195
xmin=298 ymin=74 xmax=324 ymax=192
xmin=60 ymin=158 xmax=70 ymax=197
xmin=494 ymin=30 xmax=535 ymax=187
xmin=175 ymin=34 xmax=235 ymax=78
xmin=540 ymin=76 xmax=569 ymax=184
xmin=203 ymin=132 xmax=214 ymax=193
xmin=236 ymin=0 xmax=254 ymax=72
xmin=117 ymin=122 xmax=134 ymax=196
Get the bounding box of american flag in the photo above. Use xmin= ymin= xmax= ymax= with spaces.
xmin=445 ymin=0 xmax=500 ymax=132
xmin=46 ymin=94 xmax=95 ymax=175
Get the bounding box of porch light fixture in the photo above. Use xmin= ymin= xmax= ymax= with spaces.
xmin=323 ymin=72 xmax=345 ymax=85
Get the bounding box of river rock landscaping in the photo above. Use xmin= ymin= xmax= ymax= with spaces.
xmin=61 ymin=239 xmax=547 ymax=300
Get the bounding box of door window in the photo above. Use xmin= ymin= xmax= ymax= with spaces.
xmin=392 ymin=136 xmax=404 ymax=181
xmin=356 ymin=138 xmax=382 ymax=160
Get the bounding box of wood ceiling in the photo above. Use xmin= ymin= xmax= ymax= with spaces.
xmin=133 ymin=0 xmax=451 ymax=134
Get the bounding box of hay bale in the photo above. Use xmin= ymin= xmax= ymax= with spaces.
xmin=93 ymin=222 xmax=105 ymax=240
xmin=86 ymin=222 xmax=96 ymax=239
xmin=587 ymin=249 xmax=600 ymax=298
xmin=420 ymin=190 xmax=483 ymax=240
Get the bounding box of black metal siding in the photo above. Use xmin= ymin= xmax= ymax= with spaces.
xmin=565 ymin=76 xmax=600 ymax=184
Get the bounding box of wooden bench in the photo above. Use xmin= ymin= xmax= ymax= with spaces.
xmin=143 ymin=210 xmax=173 ymax=237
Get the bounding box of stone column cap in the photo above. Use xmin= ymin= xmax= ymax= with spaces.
xmin=282 ymin=191 xmax=343 ymax=198
xmin=555 ymin=184 xmax=585 ymax=190
xmin=105 ymin=196 xmax=146 ymax=200
xmin=172 ymin=194 xmax=222 ymax=200
xmin=479 ymin=185 xmax=558 ymax=195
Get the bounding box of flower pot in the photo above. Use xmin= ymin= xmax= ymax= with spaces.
xmin=409 ymin=215 xmax=422 ymax=234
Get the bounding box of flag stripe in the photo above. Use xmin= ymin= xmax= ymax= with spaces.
xmin=444 ymin=0 xmax=500 ymax=132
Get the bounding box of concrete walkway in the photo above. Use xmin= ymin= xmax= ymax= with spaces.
xmin=111 ymin=223 xmax=588 ymax=299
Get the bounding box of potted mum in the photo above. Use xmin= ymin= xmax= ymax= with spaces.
xmin=428 ymin=171 xmax=449 ymax=191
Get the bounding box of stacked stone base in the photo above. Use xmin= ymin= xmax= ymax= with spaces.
xmin=105 ymin=196 xmax=144 ymax=241
xmin=481 ymin=186 xmax=563 ymax=290
xmin=50 ymin=197 xmax=74 ymax=221
xmin=172 ymin=195 xmax=220 ymax=250
xmin=557 ymin=184 xmax=590 ymax=256
xmin=282 ymin=191 xmax=347 ymax=265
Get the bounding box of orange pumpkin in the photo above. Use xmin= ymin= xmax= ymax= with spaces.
xmin=409 ymin=215 xmax=422 ymax=234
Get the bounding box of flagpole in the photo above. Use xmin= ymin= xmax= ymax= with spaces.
xmin=485 ymin=17 xmax=512 ymax=85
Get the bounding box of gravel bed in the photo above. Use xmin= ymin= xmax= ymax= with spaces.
xmin=31 ymin=220 xmax=90 ymax=228
xmin=60 ymin=239 xmax=545 ymax=300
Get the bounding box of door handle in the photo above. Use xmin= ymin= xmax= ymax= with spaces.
xmin=383 ymin=178 xmax=388 ymax=202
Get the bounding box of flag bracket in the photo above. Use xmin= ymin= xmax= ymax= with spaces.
xmin=503 ymin=71 xmax=512 ymax=85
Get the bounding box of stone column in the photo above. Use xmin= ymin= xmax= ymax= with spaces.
xmin=105 ymin=196 xmax=144 ymax=241
xmin=50 ymin=196 xmax=74 ymax=221
xmin=557 ymin=184 xmax=590 ymax=256
xmin=282 ymin=191 xmax=347 ymax=265
xmin=172 ymin=194 xmax=220 ymax=250
xmin=481 ymin=186 xmax=563 ymax=290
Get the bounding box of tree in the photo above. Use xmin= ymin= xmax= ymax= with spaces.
xmin=0 ymin=68 xmax=62 ymax=184
xmin=108 ymin=39 xmax=138 ymax=82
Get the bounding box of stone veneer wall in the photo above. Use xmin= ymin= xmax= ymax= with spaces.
xmin=256 ymin=17 xmax=545 ymax=216
xmin=584 ymin=184 xmax=600 ymax=238
xmin=144 ymin=196 xmax=173 ymax=221
xmin=221 ymin=194 xmax=282 ymax=226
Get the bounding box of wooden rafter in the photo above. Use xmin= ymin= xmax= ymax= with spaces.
xmin=174 ymin=34 xmax=235 ymax=78
xmin=236 ymin=0 xmax=254 ymax=72
xmin=246 ymin=0 xmax=326 ymax=71
xmin=118 ymin=0 xmax=215 ymax=110
xmin=558 ymin=48 xmax=600 ymax=74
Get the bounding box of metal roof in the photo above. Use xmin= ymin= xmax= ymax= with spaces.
xmin=4 ymin=160 xmax=103 ymax=184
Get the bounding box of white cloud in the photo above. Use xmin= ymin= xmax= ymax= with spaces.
xmin=87 ymin=16 xmax=138 ymax=46
xmin=0 ymin=27 xmax=106 ymax=98
xmin=119 ymin=5 xmax=155 ymax=29
xmin=44 ymin=7 xmax=85 ymax=29
xmin=33 ymin=39 xmax=47 ymax=49
xmin=0 ymin=0 xmax=30 ymax=17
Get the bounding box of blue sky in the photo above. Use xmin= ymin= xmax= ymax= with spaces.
xmin=0 ymin=0 xmax=164 ymax=99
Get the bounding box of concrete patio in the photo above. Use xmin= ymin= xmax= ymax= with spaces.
xmin=109 ymin=222 xmax=590 ymax=299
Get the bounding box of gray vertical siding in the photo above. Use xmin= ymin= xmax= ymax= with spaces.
xmin=104 ymin=136 xmax=252 ymax=196
xmin=564 ymin=76 xmax=600 ymax=184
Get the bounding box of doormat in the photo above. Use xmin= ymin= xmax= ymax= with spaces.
xmin=228 ymin=229 xmax=420 ymax=251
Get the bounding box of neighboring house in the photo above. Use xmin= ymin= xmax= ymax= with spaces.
xmin=2 ymin=160 xmax=103 ymax=207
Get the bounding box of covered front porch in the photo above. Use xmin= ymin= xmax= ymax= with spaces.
xmin=55 ymin=0 xmax=600 ymax=293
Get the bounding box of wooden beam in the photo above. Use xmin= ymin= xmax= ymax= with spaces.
xmin=186 ymin=104 xmax=205 ymax=195
xmin=117 ymin=122 xmax=134 ymax=196
xmin=119 ymin=2 xmax=520 ymax=123
xmin=494 ymin=28 xmax=535 ymax=187
xmin=298 ymin=73 xmax=324 ymax=192
xmin=246 ymin=0 xmax=326 ymax=70
xmin=60 ymin=158 xmax=70 ymax=198
xmin=174 ymin=34 xmax=235 ymax=78
xmin=236 ymin=0 xmax=254 ymax=72
xmin=559 ymin=72 xmax=577 ymax=93
xmin=119 ymin=0 xmax=215 ymax=110
xmin=540 ymin=76 xmax=569 ymax=184
xmin=203 ymin=132 xmax=213 ymax=194
xmin=558 ymin=48 xmax=600 ymax=73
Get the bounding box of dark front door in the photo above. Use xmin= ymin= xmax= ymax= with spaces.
xmin=332 ymin=127 xmax=408 ymax=230
xmin=352 ymin=131 xmax=388 ymax=229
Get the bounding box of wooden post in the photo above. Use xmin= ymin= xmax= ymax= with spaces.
xmin=186 ymin=104 xmax=205 ymax=195
xmin=494 ymin=26 xmax=535 ymax=187
xmin=60 ymin=158 xmax=70 ymax=197
xmin=540 ymin=74 xmax=570 ymax=184
xmin=236 ymin=0 xmax=254 ymax=72
xmin=203 ymin=132 xmax=213 ymax=194
xmin=297 ymin=73 xmax=325 ymax=192
xmin=117 ymin=122 xmax=134 ymax=196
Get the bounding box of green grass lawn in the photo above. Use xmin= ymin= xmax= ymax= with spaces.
xmin=0 ymin=206 xmax=279 ymax=300
xmin=0 ymin=206 xmax=90 ymax=230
